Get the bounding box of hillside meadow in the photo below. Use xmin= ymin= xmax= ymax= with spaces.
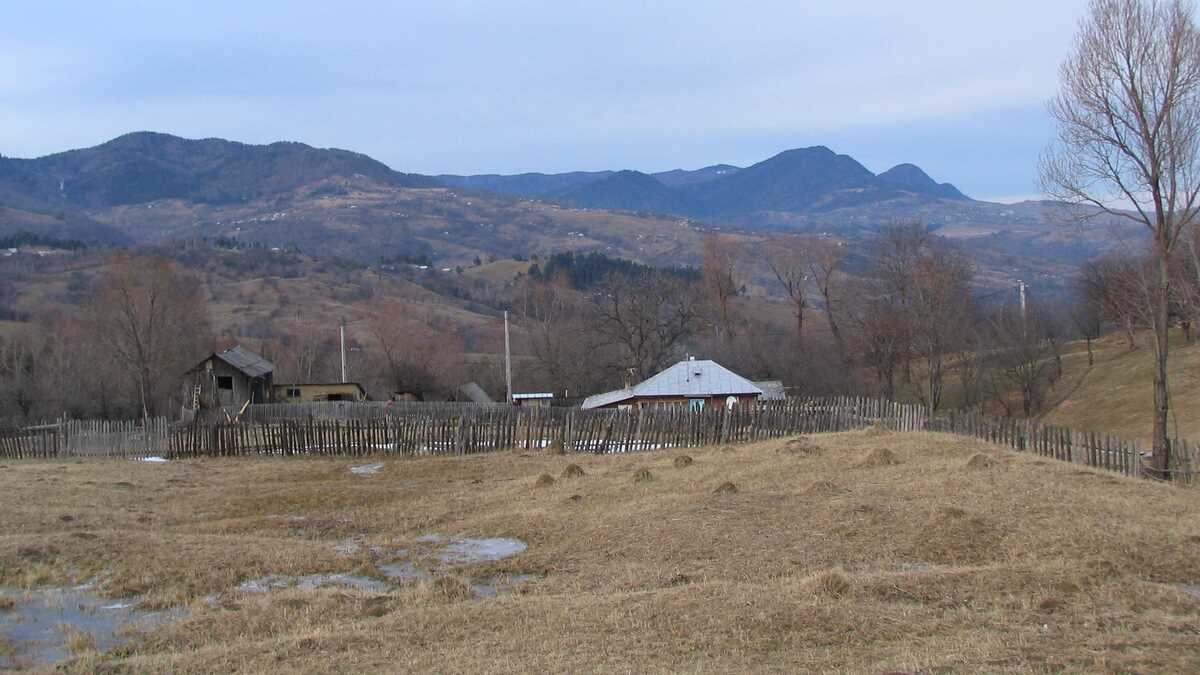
xmin=1 ymin=429 xmax=1199 ymax=672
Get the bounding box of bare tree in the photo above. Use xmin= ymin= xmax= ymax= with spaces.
xmin=86 ymin=252 xmax=211 ymax=419
xmin=810 ymin=237 xmax=848 ymax=361
xmin=1040 ymin=0 xmax=1200 ymax=474
xmin=764 ymin=236 xmax=812 ymax=348
xmin=990 ymin=304 xmax=1059 ymax=417
xmin=1071 ymin=275 xmax=1107 ymax=366
xmin=591 ymin=271 xmax=702 ymax=382
xmin=701 ymin=233 xmax=743 ymax=340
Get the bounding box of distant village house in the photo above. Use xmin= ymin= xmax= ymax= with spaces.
xmin=581 ymin=358 xmax=765 ymax=410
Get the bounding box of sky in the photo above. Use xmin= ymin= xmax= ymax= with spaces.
xmin=0 ymin=1 xmax=1092 ymax=202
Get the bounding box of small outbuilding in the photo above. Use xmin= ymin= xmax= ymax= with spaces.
xmin=185 ymin=346 xmax=275 ymax=410
xmin=581 ymin=358 xmax=764 ymax=410
xmin=273 ymin=382 xmax=368 ymax=403
xmin=512 ymin=392 xmax=554 ymax=408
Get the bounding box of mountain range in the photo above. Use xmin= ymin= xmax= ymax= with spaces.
xmin=440 ymin=146 xmax=967 ymax=220
xmin=0 ymin=132 xmax=1141 ymax=293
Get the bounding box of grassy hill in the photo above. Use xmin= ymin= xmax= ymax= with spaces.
xmin=1041 ymin=331 xmax=1200 ymax=444
xmin=2 ymin=430 xmax=1199 ymax=671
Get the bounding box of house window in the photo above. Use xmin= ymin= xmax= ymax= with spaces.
xmin=217 ymin=376 xmax=234 ymax=391
xmin=286 ymin=388 xmax=301 ymax=398
xmin=689 ymin=398 xmax=706 ymax=411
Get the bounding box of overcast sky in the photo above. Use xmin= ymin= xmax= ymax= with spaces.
xmin=0 ymin=1 xmax=1091 ymax=201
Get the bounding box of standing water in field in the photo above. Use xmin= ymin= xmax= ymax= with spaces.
xmin=0 ymin=584 xmax=184 ymax=669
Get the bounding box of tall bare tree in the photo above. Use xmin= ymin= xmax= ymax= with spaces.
xmin=1041 ymin=0 xmax=1200 ymax=475
xmin=87 ymin=252 xmax=211 ymax=419
xmin=701 ymin=233 xmax=743 ymax=340
xmin=764 ymin=236 xmax=812 ymax=348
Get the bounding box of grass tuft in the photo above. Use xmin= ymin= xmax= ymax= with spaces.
xmin=534 ymin=473 xmax=555 ymax=488
xmin=632 ymin=468 xmax=653 ymax=483
xmin=672 ymin=455 xmax=694 ymax=468
xmin=560 ymin=464 xmax=585 ymax=479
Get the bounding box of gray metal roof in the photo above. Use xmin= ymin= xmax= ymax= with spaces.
xmin=213 ymin=346 xmax=274 ymax=378
xmin=754 ymin=380 xmax=786 ymax=401
xmin=582 ymin=359 xmax=763 ymax=409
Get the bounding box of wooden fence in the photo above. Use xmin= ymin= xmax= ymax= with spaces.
xmin=1 ymin=397 xmax=1197 ymax=485
xmin=0 ymin=418 xmax=173 ymax=460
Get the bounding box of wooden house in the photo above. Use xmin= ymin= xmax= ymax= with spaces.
xmin=581 ymin=358 xmax=764 ymax=410
xmin=184 ymin=346 xmax=275 ymax=410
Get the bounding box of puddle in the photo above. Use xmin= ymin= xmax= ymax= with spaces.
xmin=349 ymin=463 xmax=384 ymax=476
xmin=438 ymin=537 xmax=527 ymax=564
xmin=236 ymin=573 xmax=390 ymax=594
xmin=378 ymin=561 xmax=430 ymax=583
xmin=238 ymin=535 xmax=531 ymax=600
xmin=0 ymin=585 xmax=184 ymax=669
xmin=1170 ymin=583 xmax=1200 ymax=600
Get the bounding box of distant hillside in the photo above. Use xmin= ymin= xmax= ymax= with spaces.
xmin=436 ymin=171 xmax=612 ymax=196
xmin=551 ymin=170 xmax=693 ymax=214
xmin=0 ymin=131 xmax=438 ymax=209
xmin=1041 ymin=332 xmax=1200 ymax=443
xmin=652 ymin=164 xmax=740 ymax=187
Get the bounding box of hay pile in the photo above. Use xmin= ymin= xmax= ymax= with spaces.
xmin=561 ymin=464 xmax=585 ymax=479
xmin=809 ymin=569 xmax=851 ymax=598
xmin=778 ymin=437 xmax=822 ymax=456
xmin=859 ymin=448 xmax=902 ymax=467
xmin=712 ymin=481 xmax=738 ymax=495
xmin=806 ymin=479 xmax=848 ymax=496
xmin=965 ymin=453 xmax=997 ymax=470
xmin=673 ymin=455 xmax=694 ymax=468
xmin=534 ymin=473 xmax=556 ymax=488
xmin=545 ymin=439 xmax=565 ymax=456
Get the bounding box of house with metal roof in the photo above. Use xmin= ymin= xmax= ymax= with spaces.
xmin=581 ymin=358 xmax=764 ymax=410
xmin=184 ymin=345 xmax=275 ymax=410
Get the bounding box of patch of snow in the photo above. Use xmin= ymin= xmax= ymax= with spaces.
xmin=439 ymin=537 xmax=527 ymax=564
xmin=140 ymin=456 xmax=168 ymax=463
xmin=349 ymin=463 xmax=384 ymax=476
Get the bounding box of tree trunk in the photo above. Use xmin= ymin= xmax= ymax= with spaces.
xmin=1085 ymin=334 xmax=1094 ymax=367
xmin=1153 ymin=248 xmax=1172 ymax=480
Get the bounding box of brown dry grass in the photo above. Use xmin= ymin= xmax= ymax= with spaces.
xmin=560 ymin=464 xmax=585 ymax=479
xmin=2 ymin=430 xmax=1200 ymax=673
xmin=859 ymin=447 xmax=902 ymax=467
xmin=534 ymin=473 xmax=555 ymax=487
xmin=673 ymin=455 xmax=694 ymax=468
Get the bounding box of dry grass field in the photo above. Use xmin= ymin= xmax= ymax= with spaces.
xmin=3 ymin=430 xmax=1200 ymax=673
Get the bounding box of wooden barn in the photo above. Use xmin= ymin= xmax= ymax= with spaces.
xmin=581 ymin=358 xmax=764 ymax=410
xmin=184 ymin=346 xmax=275 ymax=410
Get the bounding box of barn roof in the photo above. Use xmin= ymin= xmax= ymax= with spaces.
xmin=581 ymin=359 xmax=763 ymax=410
xmin=209 ymin=346 xmax=274 ymax=378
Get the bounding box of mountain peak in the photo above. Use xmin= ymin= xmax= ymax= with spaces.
xmin=877 ymin=163 xmax=967 ymax=200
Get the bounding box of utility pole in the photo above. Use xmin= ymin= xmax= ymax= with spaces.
xmin=340 ymin=320 xmax=348 ymax=384
xmin=504 ymin=311 xmax=513 ymax=404
xmin=1019 ymin=280 xmax=1027 ymax=320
